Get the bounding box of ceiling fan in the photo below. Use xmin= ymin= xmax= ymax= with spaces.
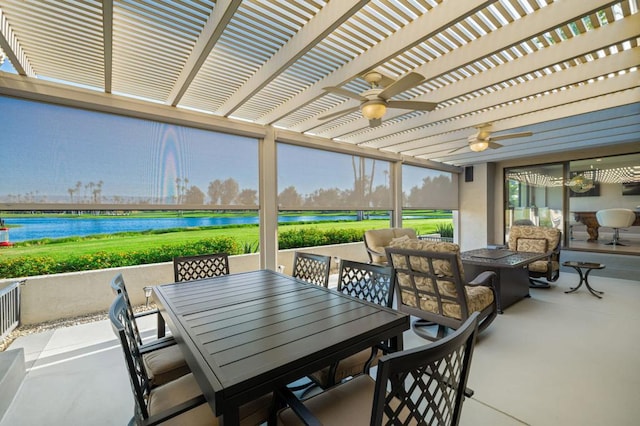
xmin=450 ymin=124 xmax=533 ymax=153
xmin=318 ymin=71 xmax=438 ymax=127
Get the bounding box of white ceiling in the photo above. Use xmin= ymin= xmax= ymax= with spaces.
xmin=0 ymin=0 xmax=638 ymax=167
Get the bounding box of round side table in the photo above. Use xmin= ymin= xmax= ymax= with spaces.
xmin=562 ymin=261 xmax=605 ymax=298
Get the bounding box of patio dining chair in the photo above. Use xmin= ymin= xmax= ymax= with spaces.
xmin=173 ymin=252 xmax=230 ymax=282
xmin=307 ymin=260 xmax=396 ymax=389
xmin=110 ymin=274 xmax=189 ymax=387
xmin=291 ymin=252 xmax=331 ymax=287
xmin=109 ymin=294 xmax=273 ymax=426
xmin=278 ymin=312 xmax=481 ymax=426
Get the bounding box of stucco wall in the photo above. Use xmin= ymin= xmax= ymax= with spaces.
xmin=459 ymin=163 xmax=497 ymax=250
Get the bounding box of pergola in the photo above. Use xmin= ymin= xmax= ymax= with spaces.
xmin=0 ymin=0 xmax=637 ymax=166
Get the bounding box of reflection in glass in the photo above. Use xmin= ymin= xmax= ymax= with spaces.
xmin=504 ymin=164 xmax=564 ymax=241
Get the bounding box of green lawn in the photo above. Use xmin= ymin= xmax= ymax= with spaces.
xmin=0 ymin=217 xmax=450 ymax=261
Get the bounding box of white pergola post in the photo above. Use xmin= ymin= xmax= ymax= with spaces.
xmin=259 ymin=127 xmax=278 ymax=270
xmin=391 ymin=161 xmax=403 ymax=228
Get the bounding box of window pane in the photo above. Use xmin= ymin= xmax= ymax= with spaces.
xmin=277 ymin=143 xmax=392 ymax=209
xmin=402 ymin=164 xmax=458 ymax=209
xmin=504 ymin=164 xmax=564 ymax=240
xmin=0 ymin=96 xmax=258 ymax=209
xmin=568 ymin=153 xmax=640 ymax=245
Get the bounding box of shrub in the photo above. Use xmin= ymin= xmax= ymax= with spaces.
xmin=278 ymin=227 xmax=363 ymax=249
xmin=435 ymin=222 xmax=454 ymax=238
xmin=0 ymin=237 xmax=241 ymax=278
xmin=242 ymin=241 xmax=259 ymax=253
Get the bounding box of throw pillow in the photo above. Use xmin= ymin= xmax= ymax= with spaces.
xmin=516 ymin=237 xmax=548 ymax=253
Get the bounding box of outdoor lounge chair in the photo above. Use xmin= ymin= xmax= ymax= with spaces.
xmin=363 ymin=227 xmax=417 ymax=264
xmin=385 ymin=239 xmax=497 ymax=342
xmin=507 ymin=225 xmax=562 ymax=288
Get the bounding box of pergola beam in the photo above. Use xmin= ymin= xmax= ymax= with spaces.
xmin=102 ymin=0 xmax=113 ymax=93
xmin=256 ymin=0 xmax=494 ymax=125
xmin=167 ymin=0 xmax=242 ymax=106
xmin=0 ymin=8 xmax=35 ymax=76
xmin=368 ymin=45 xmax=640 ymax=151
xmin=217 ymin=0 xmax=369 ymax=117
xmin=311 ymin=0 xmax=626 ymax=139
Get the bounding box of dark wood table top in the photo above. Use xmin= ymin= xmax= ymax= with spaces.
xmin=562 ymin=261 xmax=605 ymax=270
xmin=461 ymin=248 xmax=548 ymax=268
xmin=153 ymin=269 xmax=409 ymax=424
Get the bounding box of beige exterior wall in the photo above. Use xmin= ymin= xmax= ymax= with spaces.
xmin=459 ymin=163 xmax=498 ymax=251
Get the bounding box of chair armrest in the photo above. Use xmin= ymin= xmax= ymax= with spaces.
xmin=365 ymin=245 xmax=385 ymax=258
xmin=467 ymin=270 xmax=497 ymax=287
xmin=139 ymin=336 xmax=176 ymax=354
xmin=276 ymin=387 xmax=323 ymax=426
xmin=134 ymin=308 xmax=167 ymax=339
xmin=134 ymin=308 xmax=159 ymax=319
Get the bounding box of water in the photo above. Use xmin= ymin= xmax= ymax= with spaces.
xmin=2 ymin=214 xmax=392 ymax=242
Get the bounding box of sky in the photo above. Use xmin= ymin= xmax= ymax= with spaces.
xmin=1 ymin=96 xmax=400 ymax=203
xmin=1 ymin=96 xmax=257 ymax=203
xmin=1 ymin=91 xmax=452 ymax=205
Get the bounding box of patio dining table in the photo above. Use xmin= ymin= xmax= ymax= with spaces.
xmin=153 ymin=269 xmax=409 ymax=426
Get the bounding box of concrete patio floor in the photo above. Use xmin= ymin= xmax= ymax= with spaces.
xmin=2 ymin=271 xmax=640 ymax=425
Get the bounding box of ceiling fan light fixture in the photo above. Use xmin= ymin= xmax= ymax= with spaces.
xmin=361 ymin=100 xmax=386 ymax=120
xmin=568 ymin=174 xmax=595 ymax=193
xmin=469 ymin=140 xmax=489 ymax=152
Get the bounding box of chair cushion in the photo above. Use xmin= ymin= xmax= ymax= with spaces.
xmin=143 ymin=344 xmax=190 ymax=386
xmin=390 ymin=234 xmax=410 ymax=245
xmin=278 ymin=375 xmax=375 ymax=426
xmin=398 ymin=284 xmax=494 ymax=320
xmin=365 ymin=228 xmax=417 ymax=263
xmin=516 ymin=237 xmax=548 ymax=253
xmin=148 ymin=373 xmax=272 ymax=426
xmin=529 ymin=260 xmax=559 ymax=274
xmin=508 ymin=225 xmax=560 ymax=252
xmin=148 ymin=373 xmax=217 ymax=426
xmin=389 ymin=238 xmax=465 ymax=292
xmin=388 ymin=239 xmax=494 ymax=319
xmin=309 ymin=348 xmax=381 ymax=387
xmin=460 ymin=285 xmax=494 ymax=318
xmin=278 ymin=374 xmax=411 ymax=425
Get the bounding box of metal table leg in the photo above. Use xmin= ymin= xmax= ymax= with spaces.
xmin=564 ymin=266 xmax=604 ymax=298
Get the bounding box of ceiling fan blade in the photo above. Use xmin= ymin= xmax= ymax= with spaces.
xmin=386 ymin=100 xmax=437 ymax=111
xmin=378 ymin=72 xmax=424 ymax=99
xmin=369 ymin=118 xmax=382 ymax=127
xmin=490 ymin=131 xmax=533 ymax=142
xmin=322 ymin=86 xmax=368 ymax=102
xmin=377 ymin=74 xmax=396 ymax=88
xmin=488 ymin=141 xmax=504 ymax=149
xmin=449 ymin=145 xmax=468 ymax=154
xmin=317 ymin=106 xmax=360 ymax=121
